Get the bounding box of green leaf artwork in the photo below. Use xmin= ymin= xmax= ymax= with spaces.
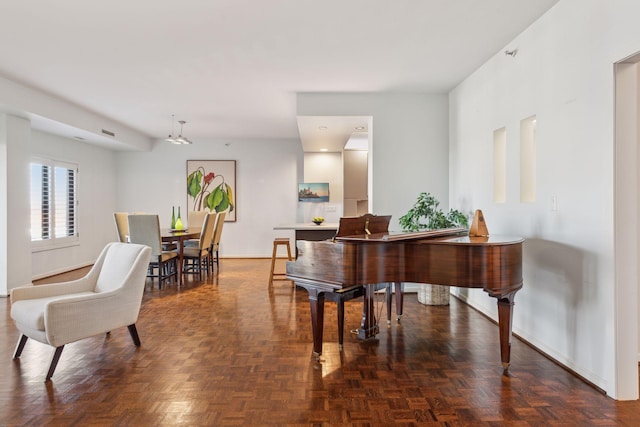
xmin=187 ymin=167 xmax=234 ymax=214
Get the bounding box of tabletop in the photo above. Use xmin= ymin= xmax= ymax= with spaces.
xmin=273 ymin=223 xmax=339 ymax=231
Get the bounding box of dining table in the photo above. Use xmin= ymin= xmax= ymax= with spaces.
xmin=161 ymin=228 xmax=201 ymax=286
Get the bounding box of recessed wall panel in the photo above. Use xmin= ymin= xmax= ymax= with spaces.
xmin=493 ymin=127 xmax=506 ymax=203
xmin=520 ymin=115 xmax=537 ymax=203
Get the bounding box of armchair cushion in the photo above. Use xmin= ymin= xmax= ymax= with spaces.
xmin=11 ymin=292 xmax=95 ymax=331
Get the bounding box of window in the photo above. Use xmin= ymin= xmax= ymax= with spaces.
xmin=30 ymin=158 xmax=78 ymax=249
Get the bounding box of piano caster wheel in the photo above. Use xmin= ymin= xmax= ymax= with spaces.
xmin=502 ymin=363 xmax=511 ymax=376
xmin=396 ymin=315 xmax=402 ymax=323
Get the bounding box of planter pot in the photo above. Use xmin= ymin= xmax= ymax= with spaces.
xmin=417 ymin=284 xmax=450 ymax=305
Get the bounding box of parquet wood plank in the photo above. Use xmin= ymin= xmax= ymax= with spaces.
xmin=0 ymin=259 xmax=639 ymax=426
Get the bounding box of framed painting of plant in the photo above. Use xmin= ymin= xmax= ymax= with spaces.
xmin=187 ymin=160 xmax=236 ymax=222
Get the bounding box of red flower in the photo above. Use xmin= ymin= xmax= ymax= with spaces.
xmin=204 ymin=172 xmax=215 ymax=184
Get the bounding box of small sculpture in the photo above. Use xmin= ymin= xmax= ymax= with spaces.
xmin=469 ymin=209 xmax=489 ymax=237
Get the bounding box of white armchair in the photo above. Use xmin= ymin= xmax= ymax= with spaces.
xmin=10 ymin=242 xmax=152 ymax=380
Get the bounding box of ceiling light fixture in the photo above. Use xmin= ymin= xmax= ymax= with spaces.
xmin=165 ymin=114 xmax=193 ymax=145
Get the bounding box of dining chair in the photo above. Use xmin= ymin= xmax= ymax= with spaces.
xmin=113 ymin=212 xmax=129 ymax=242
xmin=205 ymin=213 xmax=221 ymax=269
xmin=209 ymin=211 xmax=226 ymax=270
xmin=182 ymin=212 xmax=216 ymax=279
xmin=184 ymin=210 xmax=208 ymax=247
xmin=128 ymin=214 xmax=178 ymax=289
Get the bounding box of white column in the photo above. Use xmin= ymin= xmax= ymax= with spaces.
xmin=0 ymin=114 xmax=31 ymax=296
xmin=613 ymin=62 xmax=640 ymax=400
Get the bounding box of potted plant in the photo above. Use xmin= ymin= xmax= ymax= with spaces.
xmin=399 ymin=192 xmax=469 ymax=305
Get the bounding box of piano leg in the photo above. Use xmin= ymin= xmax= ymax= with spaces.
xmin=395 ymin=282 xmax=404 ymax=322
xmin=336 ymin=295 xmax=345 ymax=350
xmin=357 ymin=284 xmax=380 ymax=340
xmin=385 ymin=282 xmax=404 ymax=325
xmin=497 ymin=290 xmax=517 ymax=373
xmin=307 ymin=288 xmax=326 ymax=358
xmin=385 ymin=283 xmax=392 ymax=326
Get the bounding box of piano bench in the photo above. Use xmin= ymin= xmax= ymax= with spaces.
xmin=269 ymin=238 xmax=293 ymax=286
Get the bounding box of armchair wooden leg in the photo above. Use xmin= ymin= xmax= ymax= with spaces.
xmin=127 ymin=324 xmax=141 ymax=346
xmin=13 ymin=334 xmax=28 ymax=359
xmin=46 ymin=346 xmax=65 ymax=381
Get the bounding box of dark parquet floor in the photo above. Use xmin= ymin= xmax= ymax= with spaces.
xmin=1 ymin=258 xmax=639 ymax=426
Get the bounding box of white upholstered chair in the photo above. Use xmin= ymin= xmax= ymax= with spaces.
xmin=10 ymin=242 xmax=151 ymax=381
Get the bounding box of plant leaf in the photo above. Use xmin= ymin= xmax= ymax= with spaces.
xmin=187 ymin=170 xmax=202 ymax=199
xmin=400 ymin=192 xmax=468 ymax=231
xmin=206 ymin=184 xmax=224 ymax=210
xmin=225 ymin=184 xmax=234 ymax=212
xmin=216 ymin=191 xmax=229 ymax=212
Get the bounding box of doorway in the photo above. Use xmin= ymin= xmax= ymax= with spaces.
xmin=613 ymin=55 xmax=640 ymax=400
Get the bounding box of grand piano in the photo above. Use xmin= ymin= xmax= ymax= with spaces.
xmin=286 ymin=215 xmax=524 ymax=371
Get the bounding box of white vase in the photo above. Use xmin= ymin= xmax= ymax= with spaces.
xmin=417 ymin=284 xmax=450 ymax=305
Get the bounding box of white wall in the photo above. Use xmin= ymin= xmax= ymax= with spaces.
xmin=301 ymin=152 xmax=343 ymax=223
xmin=0 ymin=118 xmax=6 ymax=294
xmin=448 ymin=0 xmax=640 ymax=399
xmin=30 ymin=131 xmax=118 ymax=279
xmin=115 ymin=138 xmax=302 ymax=257
xmin=297 ymin=93 xmax=450 ymax=229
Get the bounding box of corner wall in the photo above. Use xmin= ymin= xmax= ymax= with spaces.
xmin=115 ymin=138 xmax=302 ymax=257
xmin=30 ymin=131 xmax=118 ymax=279
xmin=297 ymin=93 xmax=450 ymax=229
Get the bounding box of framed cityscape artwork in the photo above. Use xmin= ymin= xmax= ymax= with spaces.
xmin=298 ymin=182 xmax=329 ymax=202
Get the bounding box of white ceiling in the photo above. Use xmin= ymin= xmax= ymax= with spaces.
xmin=0 ymin=0 xmax=559 ymax=148
xmin=297 ymin=115 xmax=370 ymax=152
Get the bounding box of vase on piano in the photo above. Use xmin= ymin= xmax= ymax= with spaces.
xmin=417 ymin=283 xmax=450 ymax=305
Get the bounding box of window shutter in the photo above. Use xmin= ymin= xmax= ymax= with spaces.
xmin=30 ymin=160 xmax=78 ymax=246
